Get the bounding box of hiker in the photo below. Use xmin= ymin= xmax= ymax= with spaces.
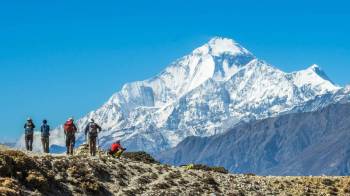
xmin=64 ymin=117 xmax=77 ymax=155
xmin=84 ymin=118 xmax=102 ymax=156
xmin=40 ymin=119 xmax=50 ymax=153
xmin=24 ymin=118 xmax=35 ymax=151
xmin=109 ymin=140 xmax=126 ymax=159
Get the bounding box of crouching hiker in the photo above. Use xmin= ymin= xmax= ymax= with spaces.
xmin=84 ymin=119 xmax=102 ymax=156
xmin=41 ymin=119 xmax=50 ymax=153
xmin=64 ymin=118 xmax=77 ymax=155
xmin=24 ymin=118 xmax=35 ymax=151
xmin=108 ymin=140 xmax=126 ymax=159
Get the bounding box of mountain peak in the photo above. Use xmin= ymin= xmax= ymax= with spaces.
xmin=208 ymin=36 xmax=239 ymax=45
xmin=305 ymin=64 xmax=335 ymax=84
xmin=307 ymin=64 xmax=320 ymax=71
xmin=290 ymin=64 xmax=339 ymax=92
xmin=194 ymin=37 xmax=252 ymax=57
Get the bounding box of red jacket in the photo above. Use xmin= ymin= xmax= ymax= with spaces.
xmin=111 ymin=143 xmax=122 ymax=152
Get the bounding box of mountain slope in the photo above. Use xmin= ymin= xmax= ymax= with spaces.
xmin=2 ymin=145 xmax=350 ymax=195
xmin=17 ymin=37 xmax=340 ymax=154
xmin=158 ymin=100 xmax=350 ymax=176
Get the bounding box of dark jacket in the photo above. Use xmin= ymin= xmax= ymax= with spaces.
xmin=41 ymin=124 xmax=50 ymax=138
xmin=85 ymin=122 xmax=102 ymax=138
xmin=24 ymin=122 xmax=35 ymax=135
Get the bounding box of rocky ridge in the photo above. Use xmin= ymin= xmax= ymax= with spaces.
xmin=1 ymin=145 xmax=350 ymax=195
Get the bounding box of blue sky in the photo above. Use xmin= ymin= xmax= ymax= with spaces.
xmin=1 ymin=0 xmax=349 ymax=142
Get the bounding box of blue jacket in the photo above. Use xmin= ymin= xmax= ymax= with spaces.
xmin=41 ymin=124 xmax=50 ymax=137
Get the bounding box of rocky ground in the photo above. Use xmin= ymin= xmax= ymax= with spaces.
xmin=1 ymin=145 xmax=350 ymax=196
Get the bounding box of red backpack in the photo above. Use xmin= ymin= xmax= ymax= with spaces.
xmin=64 ymin=121 xmax=76 ymax=133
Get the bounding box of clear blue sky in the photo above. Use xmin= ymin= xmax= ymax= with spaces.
xmin=1 ymin=0 xmax=349 ymax=142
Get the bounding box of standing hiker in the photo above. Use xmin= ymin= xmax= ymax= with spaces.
xmin=64 ymin=118 xmax=77 ymax=155
xmin=40 ymin=119 xmax=50 ymax=153
xmin=84 ymin=118 xmax=102 ymax=156
xmin=24 ymin=118 xmax=35 ymax=151
xmin=108 ymin=140 xmax=126 ymax=159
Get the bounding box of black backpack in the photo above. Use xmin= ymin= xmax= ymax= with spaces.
xmin=25 ymin=123 xmax=35 ymax=135
xmin=88 ymin=123 xmax=98 ymax=138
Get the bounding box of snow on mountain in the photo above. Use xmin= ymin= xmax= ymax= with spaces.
xmin=290 ymin=64 xmax=337 ymax=95
xmin=16 ymin=37 xmax=341 ymax=154
xmin=286 ymin=86 xmax=350 ymax=114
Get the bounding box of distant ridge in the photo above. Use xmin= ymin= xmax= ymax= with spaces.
xmin=158 ymin=101 xmax=350 ymax=175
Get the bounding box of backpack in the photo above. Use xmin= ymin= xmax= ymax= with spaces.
xmin=41 ymin=124 xmax=50 ymax=137
xmin=64 ymin=121 xmax=76 ymax=136
xmin=25 ymin=123 xmax=34 ymax=135
xmin=88 ymin=123 xmax=98 ymax=138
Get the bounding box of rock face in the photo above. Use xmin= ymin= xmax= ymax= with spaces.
xmin=17 ymin=37 xmax=341 ymax=154
xmin=158 ymin=102 xmax=350 ymax=176
xmin=2 ymin=146 xmax=350 ymax=195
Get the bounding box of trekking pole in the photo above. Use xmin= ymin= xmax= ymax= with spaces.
xmin=97 ymin=129 xmax=102 ymax=151
xmin=97 ymin=134 xmax=100 ymax=150
xmin=64 ymin=133 xmax=67 ymax=155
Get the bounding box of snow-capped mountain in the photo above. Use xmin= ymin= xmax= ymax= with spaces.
xmin=16 ymin=37 xmax=341 ymax=153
